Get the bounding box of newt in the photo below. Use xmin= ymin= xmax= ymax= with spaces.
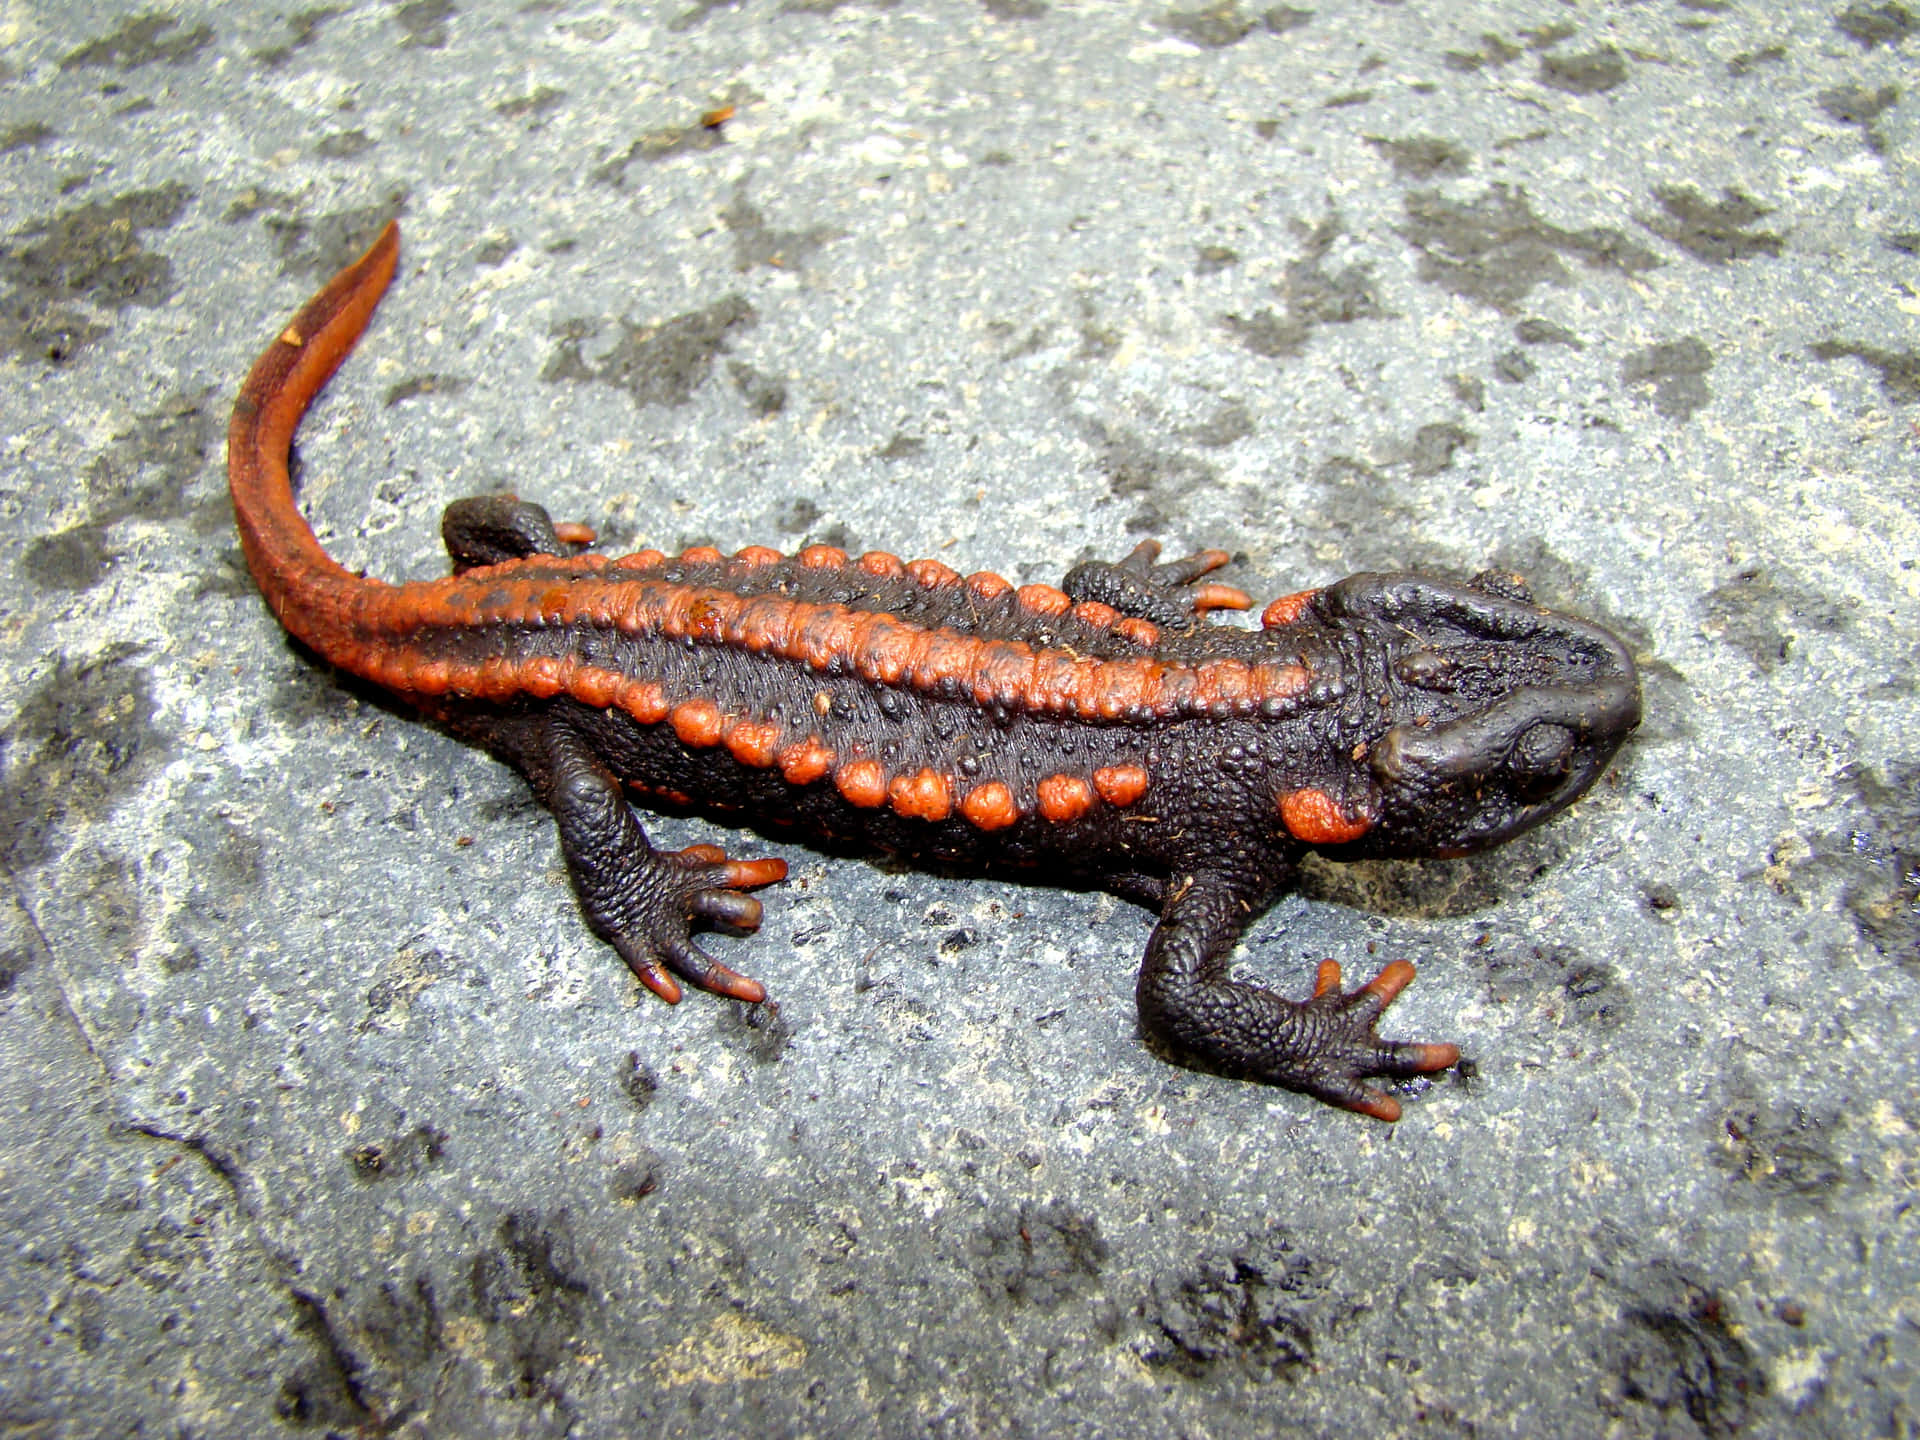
xmin=228 ymin=222 xmax=1640 ymax=1120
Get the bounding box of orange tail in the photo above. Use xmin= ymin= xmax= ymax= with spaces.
xmin=227 ymin=221 xmax=401 ymax=668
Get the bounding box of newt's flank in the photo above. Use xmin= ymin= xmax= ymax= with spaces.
xmin=229 ymin=223 xmax=1640 ymax=1121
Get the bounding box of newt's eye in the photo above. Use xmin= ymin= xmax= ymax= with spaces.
xmin=1509 ymin=722 xmax=1575 ymax=794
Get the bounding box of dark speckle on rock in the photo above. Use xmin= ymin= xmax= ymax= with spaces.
xmin=1219 ymin=212 xmax=1389 ymax=358
xmin=495 ymin=86 xmax=567 ymax=123
xmin=1518 ymin=21 xmax=1579 ymax=50
xmin=1407 ymin=422 xmax=1475 ymax=475
xmin=784 ymin=0 xmax=903 ymax=14
xmin=349 ymin=1124 xmax=448 ymax=1182
xmin=60 ymin=13 xmax=214 ymax=71
xmin=542 ymin=297 xmax=757 ymax=408
xmin=1819 ymin=83 xmax=1901 ymax=153
xmin=1538 ymin=45 xmax=1629 ymax=96
xmin=1187 ymin=400 xmax=1254 ymax=448
xmin=313 ymin=129 xmax=377 ymax=161
xmin=1809 ymin=338 xmax=1920 ymax=402
xmin=1834 ymin=0 xmax=1916 ymax=49
xmin=0 ymin=184 xmax=191 ymax=363
xmin=1515 ymin=317 xmax=1583 ymax=348
xmin=0 ymin=647 xmax=163 ymax=870
xmin=1400 ymin=184 xmax=1660 ymax=313
xmin=1622 ymin=337 xmax=1714 ymax=420
xmin=223 ymin=187 xmax=296 ymax=224
xmin=1367 ymin=134 xmax=1471 ymax=180
xmin=384 ymin=374 xmax=469 ymax=407
xmin=472 ymin=232 xmax=517 ymax=265
xmin=609 ymin=1158 xmax=660 ymax=1202
xmin=776 ymin=496 xmax=822 ymax=535
xmin=264 ymin=194 xmax=410 ymax=278
xmin=619 ymin=1053 xmax=659 ymax=1110
xmin=967 ymin=1199 xmax=1107 ymax=1308
xmin=591 ymin=123 xmax=727 ymax=185
xmin=1442 ymin=33 xmax=1523 ymax=71
xmin=1139 ymin=1226 xmax=1328 ymax=1381
xmin=1697 ymin=565 xmax=1848 ymax=672
xmin=1161 ymin=3 xmax=1311 ymax=48
xmin=277 ymin=1290 xmax=376 ymax=1430
xmin=1161 ymin=1 xmax=1257 ymax=48
xmin=1596 ymin=1263 xmax=1767 ymax=1434
xmin=1640 ymin=186 xmax=1783 ymax=264
xmin=729 ymin=359 xmax=788 ymax=415
xmin=670 ymin=0 xmax=745 ymax=30
xmin=721 ymin=183 xmax=843 ymax=271
xmin=721 ymin=996 xmax=793 ymax=1062
xmin=1717 ymin=1097 xmax=1848 ymax=1202
xmin=1083 ymin=420 xmax=1216 ymax=535
xmin=1 ymin=122 xmax=54 ymax=154
xmin=253 ymin=7 xmax=346 ymax=69
xmin=1838 ymin=761 xmax=1920 ymax=968
xmin=1494 ymin=348 xmax=1534 ymax=384
xmin=19 ymin=392 xmax=213 ymax=589
xmin=1728 ymin=43 xmax=1789 ymax=76
xmin=1219 ymin=307 xmax=1308 ymax=358
xmin=396 ymin=0 xmax=457 ymax=50
xmin=19 ymin=522 xmax=113 ymax=591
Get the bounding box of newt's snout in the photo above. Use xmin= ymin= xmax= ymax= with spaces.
xmin=1318 ymin=573 xmax=1641 ymax=858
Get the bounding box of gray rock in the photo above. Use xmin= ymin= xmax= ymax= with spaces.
xmin=3 ymin=1 xmax=1915 ymax=1434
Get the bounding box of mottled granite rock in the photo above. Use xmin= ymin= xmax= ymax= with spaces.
xmin=2 ymin=2 xmax=1915 ymax=1435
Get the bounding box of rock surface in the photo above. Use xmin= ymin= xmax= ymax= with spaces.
xmin=1 ymin=2 xmax=1915 ymax=1435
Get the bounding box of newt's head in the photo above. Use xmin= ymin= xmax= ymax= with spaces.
xmin=1267 ymin=572 xmax=1641 ymax=860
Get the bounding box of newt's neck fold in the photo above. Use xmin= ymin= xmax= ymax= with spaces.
xmin=227 ymin=220 xmax=401 ymax=673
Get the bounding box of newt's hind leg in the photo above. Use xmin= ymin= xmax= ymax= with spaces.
xmin=538 ymin=720 xmax=786 ymax=1005
xmin=1061 ymin=539 xmax=1251 ymax=628
xmin=1135 ymin=872 xmax=1459 ymax=1121
xmin=442 ymin=494 xmax=596 ymax=572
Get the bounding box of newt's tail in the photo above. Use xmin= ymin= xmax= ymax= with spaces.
xmin=227 ymin=221 xmax=401 ymax=670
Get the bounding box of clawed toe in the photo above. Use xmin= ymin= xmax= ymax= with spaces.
xmin=1188 ymin=582 xmax=1252 ymax=614
xmin=690 ymin=888 xmax=763 ymax=929
xmin=668 ymin=843 xmax=788 ymax=892
xmin=660 ymin=936 xmax=767 ymax=1003
xmin=1298 ymin=959 xmax=1460 ymax=1121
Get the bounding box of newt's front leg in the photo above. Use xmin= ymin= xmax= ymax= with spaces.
xmin=1135 ymin=871 xmax=1459 ymax=1121
xmin=1061 ymin=539 xmax=1251 ymax=628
